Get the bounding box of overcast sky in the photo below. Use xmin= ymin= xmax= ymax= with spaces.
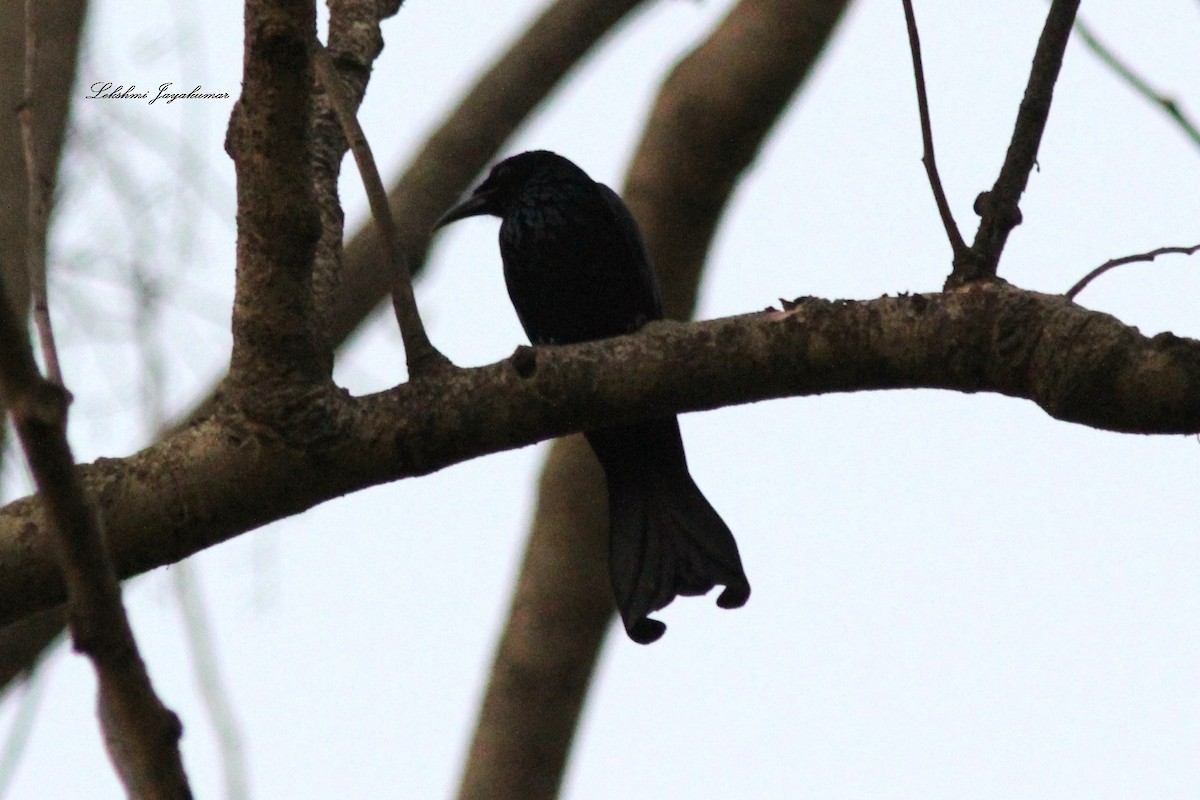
xmin=2 ymin=1 xmax=1199 ymax=797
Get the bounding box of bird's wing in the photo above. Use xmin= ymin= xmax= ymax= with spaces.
xmin=596 ymin=184 xmax=664 ymax=322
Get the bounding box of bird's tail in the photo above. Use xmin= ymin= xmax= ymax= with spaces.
xmin=587 ymin=420 xmax=750 ymax=644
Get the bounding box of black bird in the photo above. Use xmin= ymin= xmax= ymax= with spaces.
xmin=435 ymin=150 xmax=750 ymax=644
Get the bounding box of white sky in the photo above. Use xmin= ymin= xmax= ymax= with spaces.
xmin=2 ymin=0 xmax=1199 ymax=797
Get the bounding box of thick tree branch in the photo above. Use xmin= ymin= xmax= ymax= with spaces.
xmin=457 ymin=1 xmax=852 ymax=798
xmin=224 ymin=0 xmax=326 ymax=402
xmin=624 ymin=0 xmax=848 ymax=319
xmin=455 ymin=436 xmax=612 ymax=800
xmin=0 ymin=283 xmax=1195 ymax=631
xmin=965 ymin=0 xmax=1080 ymax=283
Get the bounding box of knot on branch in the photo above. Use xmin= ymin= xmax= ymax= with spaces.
xmin=973 ymin=190 xmax=1023 ymax=229
xmin=510 ymin=345 xmax=538 ymax=379
xmin=10 ymin=380 xmax=73 ymax=429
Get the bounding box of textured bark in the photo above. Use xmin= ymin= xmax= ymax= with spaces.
xmin=0 ymin=284 xmax=1198 ymax=626
xmin=2 ymin=283 xmax=1199 ymax=626
xmin=456 ymin=2 xmax=852 ymax=798
xmin=224 ymin=0 xmax=325 ymax=401
xmin=309 ymin=0 xmax=403 ymax=346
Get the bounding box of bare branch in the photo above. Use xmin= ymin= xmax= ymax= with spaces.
xmin=0 ymin=667 xmax=48 ymax=796
xmin=900 ymin=0 xmax=968 ymax=261
xmin=0 ymin=275 xmax=190 ymax=795
xmin=1065 ymin=243 xmax=1200 ymax=300
xmin=308 ymin=0 xmax=405 ymax=353
xmin=310 ymin=40 xmax=449 ymax=376
xmin=17 ymin=0 xmax=61 ymax=386
xmin=1 ymin=0 xmax=84 ymax=324
xmin=1072 ymin=13 xmax=1200 ymax=151
xmin=224 ymin=0 xmax=326 ymax=398
xmin=965 ymin=0 xmax=1080 ymax=283
xmin=2 ymin=283 xmax=1200 ymax=629
xmin=2 ymin=94 xmax=188 ymax=780
xmin=171 ymin=565 xmax=248 ymax=800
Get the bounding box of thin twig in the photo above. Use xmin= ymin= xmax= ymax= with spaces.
xmin=967 ymin=0 xmax=1080 ymax=281
xmin=1065 ymin=244 xmax=1200 ymax=300
xmin=0 ymin=666 xmax=50 ymax=799
xmin=900 ymin=0 xmax=968 ymax=261
xmin=132 ymin=230 xmax=247 ymax=798
xmin=17 ymin=0 xmax=62 ymax=386
xmin=171 ymin=566 xmax=248 ymax=800
xmin=1072 ymin=13 xmax=1200 ymax=150
xmin=310 ymin=40 xmax=450 ymax=377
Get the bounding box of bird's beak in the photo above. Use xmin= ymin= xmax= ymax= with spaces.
xmin=433 ymin=190 xmax=496 ymax=230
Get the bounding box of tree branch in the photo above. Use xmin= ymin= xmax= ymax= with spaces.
xmin=1071 ymin=12 xmax=1200 ymax=151
xmin=455 ymin=436 xmax=611 ymax=800
xmin=900 ymin=0 xmax=968 ymax=262
xmin=0 ymin=269 xmax=191 ymax=795
xmin=965 ymin=0 xmax=1080 ymax=282
xmin=224 ymin=0 xmax=326 ymax=401
xmin=0 ymin=283 xmax=1196 ymax=632
xmin=310 ymin=39 xmax=449 ymax=376
xmin=0 ymin=0 xmax=79 ymax=708
xmin=305 ymin=0 xmax=392 ymax=350
xmin=1065 ymin=243 xmax=1200 ymax=300
xmin=177 ymin=0 xmax=648 ymax=427
xmin=17 ymin=0 xmax=62 ymax=386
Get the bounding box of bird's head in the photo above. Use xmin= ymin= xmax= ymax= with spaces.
xmin=433 ymin=150 xmax=591 ymax=229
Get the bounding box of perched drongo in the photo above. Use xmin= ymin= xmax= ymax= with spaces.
xmin=435 ymin=150 xmax=750 ymax=644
